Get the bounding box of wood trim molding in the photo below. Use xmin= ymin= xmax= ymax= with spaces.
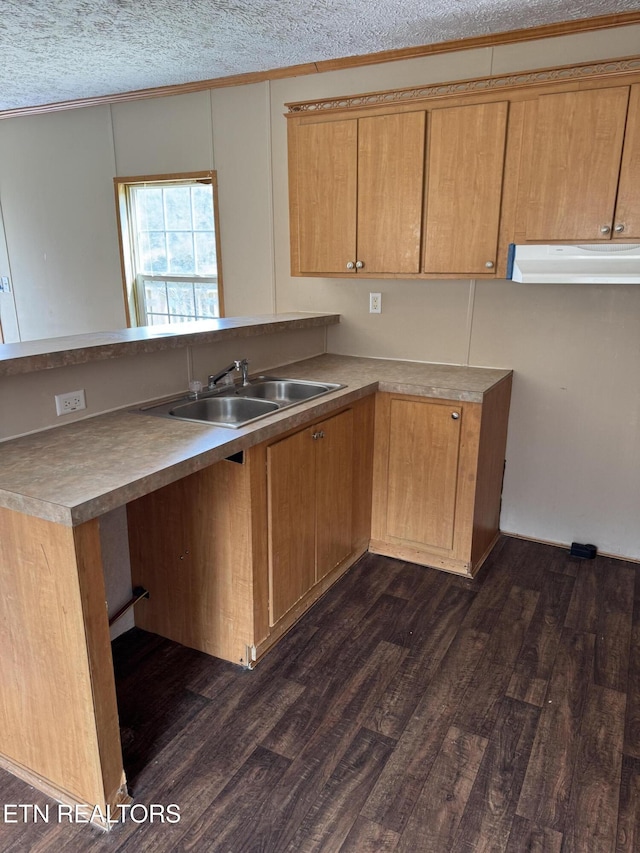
xmin=0 ymin=11 xmax=638 ymax=120
xmin=286 ymin=55 xmax=640 ymax=114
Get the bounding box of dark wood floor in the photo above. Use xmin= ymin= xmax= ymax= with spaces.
xmin=2 ymin=535 xmax=640 ymax=852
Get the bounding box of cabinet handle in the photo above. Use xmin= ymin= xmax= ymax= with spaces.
xmin=346 ymin=261 xmax=355 ymax=270
xmin=355 ymin=260 xmax=364 ymax=269
xmin=614 ymin=223 xmax=625 ymax=233
xmin=600 ymin=225 xmax=611 ymax=235
xmin=312 ymin=430 xmax=325 ymax=440
xmin=451 ymin=412 xmax=460 ymax=420
xmin=485 ymin=261 xmax=494 ymax=269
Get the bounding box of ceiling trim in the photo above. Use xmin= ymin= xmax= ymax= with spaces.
xmin=1 ymin=10 xmax=639 ymax=121
xmin=285 ymin=55 xmax=640 ymax=113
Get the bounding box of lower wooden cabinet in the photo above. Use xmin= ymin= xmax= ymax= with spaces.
xmin=126 ymin=378 xmax=510 ymax=665
xmin=127 ymin=445 xmax=269 ymax=667
xmin=268 ymin=409 xmax=354 ymax=624
xmin=127 ymin=397 xmax=374 ymax=666
xmin=370 ymin=377 xmax=512 ymax=577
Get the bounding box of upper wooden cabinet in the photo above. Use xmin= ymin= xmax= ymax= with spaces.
xmin=293 ymin=119 xmax=357 ymax=274
xmin=518 ymin=84 xmax=640 ymax=242
xmin=289 ymin=103 xmax=509 ymax=278
xmin=423 ymin=101 xmax=508 ymax=274
xmin=287 ymin=57 xmax=640 ymax=274
xmin=357 ymin=112 xmax=426 ymax=273
xmin=612 ymin=84 xmax=640 ymax=241
xmin=289 ymin=111 xmax=425 ymax=274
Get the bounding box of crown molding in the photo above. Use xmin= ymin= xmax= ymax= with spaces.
xmin=286 ymin=55 xmax=640 ymax=114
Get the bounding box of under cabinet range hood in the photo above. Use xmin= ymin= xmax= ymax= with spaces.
xmin=507 ymin=243 xmax=640 ymax=284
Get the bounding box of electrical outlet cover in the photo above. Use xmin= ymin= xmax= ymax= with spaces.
xmin=55 ymin=389 xmax=87 ymax=416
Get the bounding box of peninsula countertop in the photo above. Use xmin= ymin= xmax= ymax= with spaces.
xmin=0 ymin=312 xmax=340 ymax=376
xmin=0 ymin=354 xmax=512 ymax=526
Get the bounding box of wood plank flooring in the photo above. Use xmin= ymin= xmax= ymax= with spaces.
xmin=1 ymin=536 xmax=639 ymax=852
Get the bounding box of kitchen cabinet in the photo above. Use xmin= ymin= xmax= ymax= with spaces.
xmin=128 ymin=448 xmax=269 ymax=667
xmin=288 ymin=59 xmax=640 ymax=267
xmin=289 ymin=111 xmax=426 ymax=275
xmin=128 ymin=397 xmax=374 ymax=665
xmin=517 ymin=84 xmax=640 ymax=242
xmin=289 ymin=100 xmax=510 ymax=278
xmin=371 ymin=376 xmax=512 ymax=576
xmin=423 ymin=101 xmax=509 ymax=274
xmin=268 ymin=409 xmax=353 ymax=624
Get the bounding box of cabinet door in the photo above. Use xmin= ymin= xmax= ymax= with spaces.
xmin=423 ymin=101 xmax=508 ymax=274
xmin=525 ymin=87 xmax=629 ymax=241
xmin=614 ymin=84 xmax=640 ymax=240
xmin=386 ymin=398 xmax=462 ymax=552
xmin=294 ymin=119 xmax=357 ymax=274
xmin=316 ymin=409 xmax=354 ymax=581
xmin=357 ymin=111 xmax=426 ymax=273
xmin=267 ymin=427 xmax=316 ymax=624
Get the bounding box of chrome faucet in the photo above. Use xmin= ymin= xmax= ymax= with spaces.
xmin=208 ymin=359 xmax=249 ymax=390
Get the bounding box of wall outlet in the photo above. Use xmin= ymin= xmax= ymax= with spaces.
xmin=369 ymin=292 xmax=382 ymax=314
xmin=55 ymin=389 xmax=87 ymax=416
xmin=0 ymin=276 xmax=10 ymax=293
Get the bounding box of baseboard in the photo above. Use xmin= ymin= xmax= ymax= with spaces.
xmin=501 ymin=531 xmax=640 ymax=565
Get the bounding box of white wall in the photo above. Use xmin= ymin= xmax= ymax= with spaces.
xmin=0 ymin=199 xmax=19 ymax=342
xmin=0 ymin=107 xmax=126 ymax=340
xmin=210 ymin=84 xmax=276 ymax=316
xmin=0 ymin=22 xmax=639 ymax=560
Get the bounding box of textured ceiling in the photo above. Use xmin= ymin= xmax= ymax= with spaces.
xmin=0 ymin=0 xmax=638 ymax=112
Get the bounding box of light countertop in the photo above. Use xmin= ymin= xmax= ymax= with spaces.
xmin=0 ymin=354 xmax=511 ymax=525
xmin=0 ymin=313 xmax=340 ymax=376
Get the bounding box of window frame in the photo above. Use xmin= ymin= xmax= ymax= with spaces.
xmin=113 ymin=171 xmax=225 ymax=327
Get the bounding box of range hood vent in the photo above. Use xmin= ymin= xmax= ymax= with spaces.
xmin=507 ymin=243 xmax=640 ymax=284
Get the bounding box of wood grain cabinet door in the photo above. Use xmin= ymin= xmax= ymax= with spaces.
xmin=524 ymin=86 xmax=629 ymax=241
xmin=614 ymin=84 xmax=640 ymax=241
xmin=290 ymin=110 xmax=425 ymax=275
xmin=266 ymin=409 xmax=355 ymax=624
xmin=293 ymin=119 xmax=358 ymax=274
xmin=357 ymin=111 xmax=426 ymax=273
xmin=315 ymin=409 xmax=354 ymax=581
xmin=386 ymin=397 xmax=463 ymax=552
xmin=423 ymin=101 xmax=508 ymax=275
xmin=267 ymin=427 xmax=317 ymax=625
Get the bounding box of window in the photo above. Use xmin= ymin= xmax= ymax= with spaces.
xmin=114 ymin=172 xmax=224 ymax=327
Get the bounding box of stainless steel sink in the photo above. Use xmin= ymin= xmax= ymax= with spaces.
xmin=236 ymin=378 xmax=342 ymax=405
xmin=169 ymin=396 xmax=279 ymax=426
xmin=137 ymin=376 xmax=345 ymax=428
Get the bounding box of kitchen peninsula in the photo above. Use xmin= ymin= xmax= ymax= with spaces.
xmin=0 ymin=315 xmax=511 ymax=826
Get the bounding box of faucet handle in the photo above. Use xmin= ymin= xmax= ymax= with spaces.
xmin=234 ymin=358 xmax=250 ymax=385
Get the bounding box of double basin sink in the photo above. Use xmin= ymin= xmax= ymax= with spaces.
xmin=139 ymin=377 xmax=345 ymax=429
